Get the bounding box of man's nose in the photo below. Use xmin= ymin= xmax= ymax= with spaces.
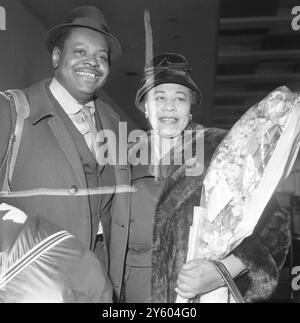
xmin=84 ymin=54 xmax=100 ymax=68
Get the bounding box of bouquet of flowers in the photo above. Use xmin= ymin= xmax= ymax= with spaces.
xmin=176 ymin=86 xmax=300 ymax=303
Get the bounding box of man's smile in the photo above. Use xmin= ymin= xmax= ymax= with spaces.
xmin=74 ymin=68 xmax=102 ymax=80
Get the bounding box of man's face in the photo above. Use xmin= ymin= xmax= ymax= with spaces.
xmin=53 ymin=27 xmax=110 ymax=104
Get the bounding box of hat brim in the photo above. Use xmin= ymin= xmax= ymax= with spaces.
xmin=135 ymin=70 xmax=202 ymax=109
xmin=46 ymin=23 xmax=122 ymax=62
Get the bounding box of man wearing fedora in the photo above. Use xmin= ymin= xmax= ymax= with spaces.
xmin=0 ymin=5 xmax=130 ymax=298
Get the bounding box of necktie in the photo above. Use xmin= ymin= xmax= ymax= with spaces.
xmin=79 ymin=107 xmax=103 ymax=236
xmin=80 ymin=105 xmax=98 ymax=158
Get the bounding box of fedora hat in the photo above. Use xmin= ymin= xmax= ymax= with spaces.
xmin=46 ymin=5 xmax=122 ymax=62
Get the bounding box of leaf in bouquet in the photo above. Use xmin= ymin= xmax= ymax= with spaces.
xmin=247 ymin=127 xmax=277 ymax=171
xmin=205 ymin=177 xmax=234 ymax=222
xmin=239 ymin=155 xmax=260 ymax=197
xmin=224 ymin=205 xmax=242 ymax=226
xmin=203 ymin=168 xmax=219 ymax=193
xmin=209 ymin=206 xmax=242 ymax=240
xmin=200 ymin=228 xmax=233 ymax=260
xmin=251 ymin=125 xmax=282 ymax=174
xmin=258 ymin=86 xmax=295 ymax=119
xmin=246 ymin=134 xmax=260 ymax=159
xmin=194 ymin=237 xmax=211 ymax=260
xmin=258 ymin=132 xmax=280 ymax=169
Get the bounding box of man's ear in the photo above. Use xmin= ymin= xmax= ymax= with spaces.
xmin=52 ymin=47 xmax=60 ymax=69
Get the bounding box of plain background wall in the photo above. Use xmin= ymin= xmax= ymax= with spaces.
xmin=0 ymin=0 xmax=52 ymax=90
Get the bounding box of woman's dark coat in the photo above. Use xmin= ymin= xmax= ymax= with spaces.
xmin=150 ymin=124 xmax=291 ymax=303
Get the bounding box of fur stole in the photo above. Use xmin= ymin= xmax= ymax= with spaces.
xmin=151 ymin=123 xmax=291 ymax=303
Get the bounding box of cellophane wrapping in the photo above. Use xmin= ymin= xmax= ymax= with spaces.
xmin=177 ymin=86 xmax=300 ymax=303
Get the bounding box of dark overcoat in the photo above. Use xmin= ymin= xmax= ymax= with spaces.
xmin=0 ymin=79 xmax=131 ymax=270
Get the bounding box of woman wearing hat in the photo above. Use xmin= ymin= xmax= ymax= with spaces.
xmin=118 ymin=53 xmax=290 ymax=303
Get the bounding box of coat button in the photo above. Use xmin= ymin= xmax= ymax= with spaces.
xmin=69 ymin=185 xmax=78 ymax=195
xmin=131 ymin=246 xmax=141 ymax=253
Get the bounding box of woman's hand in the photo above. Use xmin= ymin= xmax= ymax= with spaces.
xmin=175 ymin=254 xmax=247 ymax=300
xmin=175 ymin=259 xmax=224 ymax=300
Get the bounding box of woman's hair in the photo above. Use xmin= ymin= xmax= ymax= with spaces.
xmin=140 ymin=86 xmax=199 ymax=113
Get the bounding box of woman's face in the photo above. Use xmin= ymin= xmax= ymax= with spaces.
xmin=144 ymin=83 xmax=192 ymax=138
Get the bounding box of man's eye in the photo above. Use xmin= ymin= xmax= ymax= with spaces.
xmin=97 ymin=55 xmax=108 ymax=63
xmin=175 ymin=97 xmax=186 ymax=102
xmin=155 ymin=97 xmax=165 ymax=101
xmin=75 ymin=49 xmax=85 ymax=55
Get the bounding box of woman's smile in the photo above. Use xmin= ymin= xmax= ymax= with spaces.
xmin=158 ymin=116 xmax=179 ymax=124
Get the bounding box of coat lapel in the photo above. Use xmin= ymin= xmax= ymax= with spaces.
xmin=95 ymin=98 xmax=130 ymax=171
xmin=48 ymin=117 xmax=87 ymax=187
xmin=95 ymin=97 xmax=118 ymax=133
xmin=95 ymin=97 xmax=122 ymax=167
xmin=95 ymin=97 xmax=131 ymax=223
xmin=28 ymin=79 xmax=87 ymax=188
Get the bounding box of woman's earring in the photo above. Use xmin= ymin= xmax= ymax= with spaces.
xmin=189 ymin=114 xmax=193 ymax=121
xmin=145 ymin=112 xmax=149 ymax=119
xmin=53 ymin=62 xmax=58 ymax=69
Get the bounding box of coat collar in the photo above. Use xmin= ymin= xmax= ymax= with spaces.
xmin=49 ymin=78 xmax=95 ymax=116
xmin=27 ymin=78 xmax=125 ymax=173
xmin=28 ymin=78 xmax=55 ymax=125
xmin=28 ymin=78 xmax=114 ymax=126
xmin=94 ymin=95 xmax=119 ymax=133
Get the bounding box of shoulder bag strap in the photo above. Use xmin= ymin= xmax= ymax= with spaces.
xmin=1 ymin=89 xmax=30 ymax=192
xmin=212 ymin=260 xmax=246 ymax=303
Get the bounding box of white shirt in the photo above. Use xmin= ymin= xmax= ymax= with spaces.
xmin=49 ymin=78 xmax=97 ymax=151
